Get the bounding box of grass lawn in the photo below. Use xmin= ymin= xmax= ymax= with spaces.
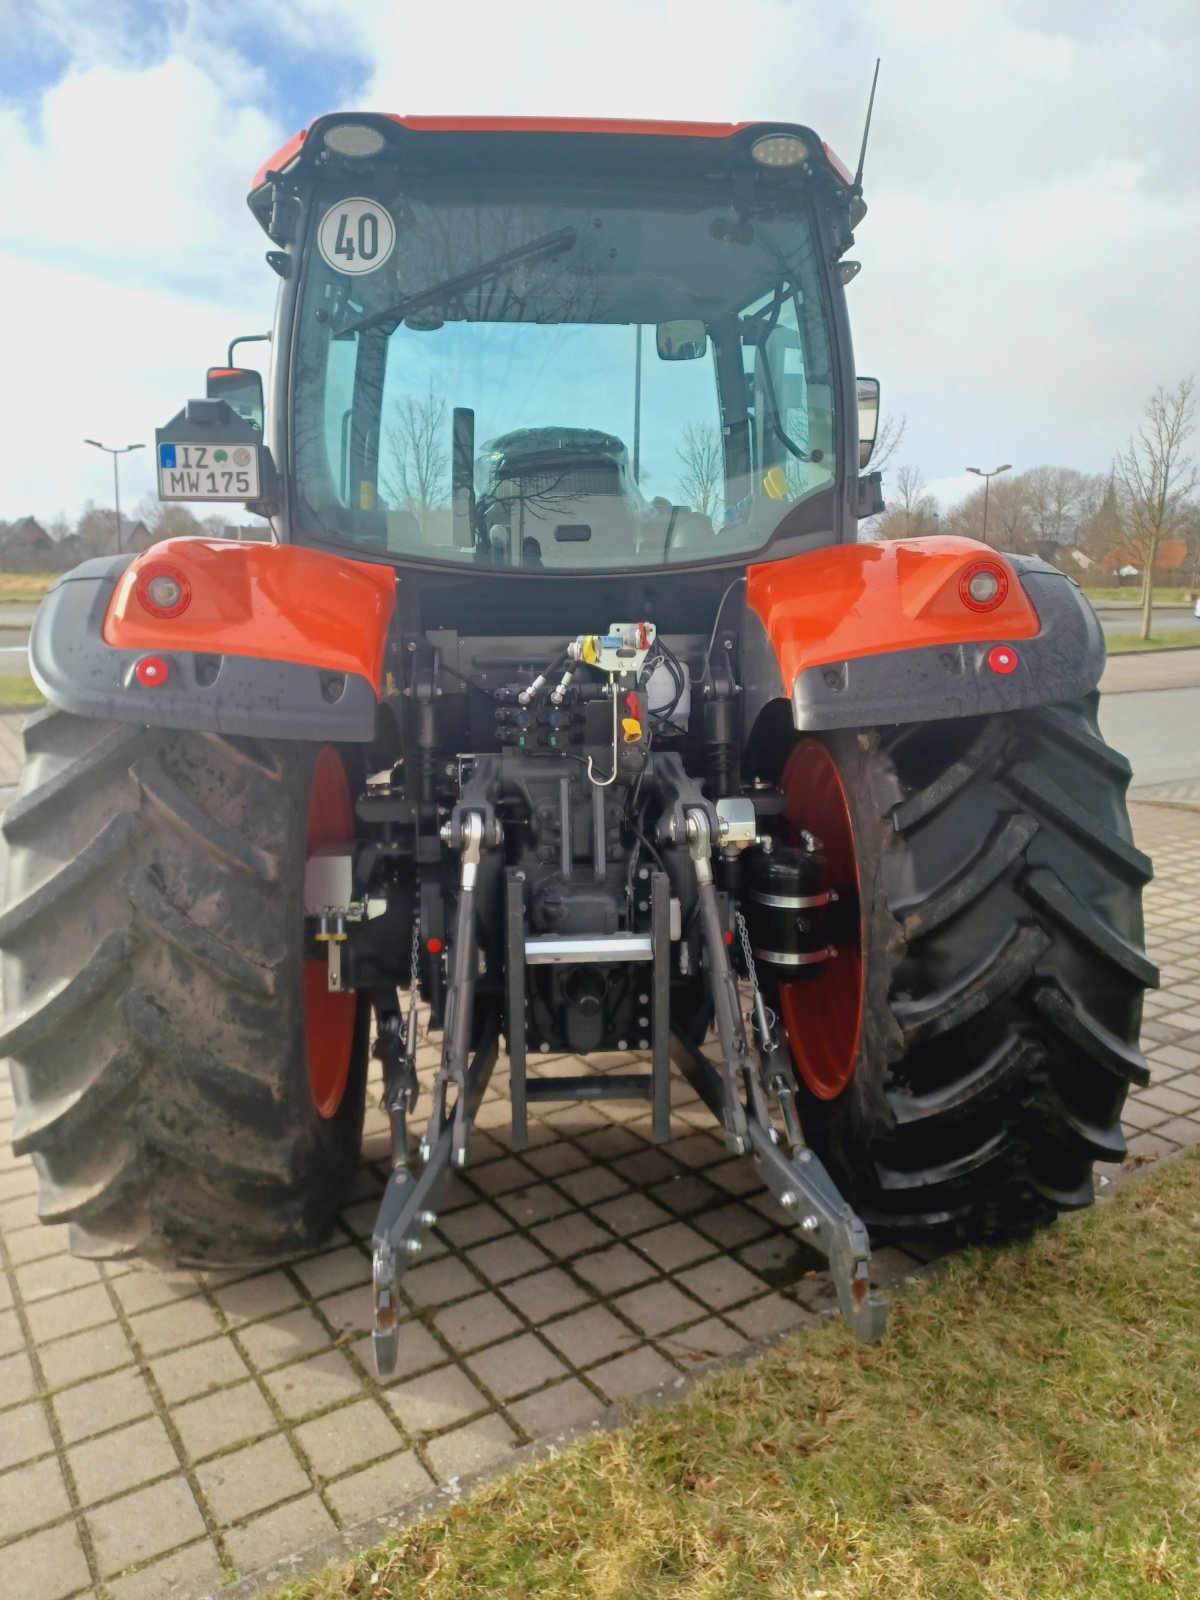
xmin=0 ymin=673 xmax=44 ymax=707
xmin=1106 ymin=632 xmax=1200 ymax=655
xmin=1083 ymin=587 xmax=1191 ymax=604
xmin=276 ymin=1150 xmax=1200 ymax=1600
xmin=0 ymin=572 xmax=63 ymax=603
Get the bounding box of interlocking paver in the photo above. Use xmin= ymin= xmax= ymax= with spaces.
xmin=402 ymin=1254 xmax=482 ymax=1307
xmin=424 ymin=1411 xmax=518 ymax=1480
xmin=129 ymin=1295 xmax=223 ymax=1356
xmin=38 ymin=1319 xmax=133 ymax=1389
xmin=105 ymin=1538 xmax=226 ymax=1600
xmin=588 ymin=1344 xmax=679 ymax=1402
xmin=293 ymin=1245 xmax=369 ymax=1299
xmin=593 ymin=1192 xmax=673 ymax=1236
xmin=52 ymin=1366 xmax=154 ymax=1444
xmin=224 ymin=1492 xmax=336 ymax=1574
xmin=676 ymin=1255 xmax=768 ymax=1309
xmin=0 ymin=1453 xmax=72 ymax=1540
xmin=295 ymin=1396 xmax=403 ymax=1478
xmin=433 ymin=1291 xmax=521 ymax=1353
xmin=464 ymin=1232 xmax=552 ymax=1284
xmin=173 ymin=1379 xmax=277 ymax=1461
xmin=235 ymin=1306 xmax=331 ymax=1370
xmin=25 ymin=1280 xmax=114 ymax=1345
xmin=542 ymin=1304 xmax=635 ymax=1368
xmin=0 ymin=1398 xmax=54 ymax=1471
xmin=632 ymin=1221 xmax=715 ymax=1271
xmin=261 ymin=1347 xmax=363 ymax=1421
xmin=660 ymin=1315 xmax=747 ymax=1364
xmin=501 ymin=1265 xmax=590 ymax=1323
xmin=530 ymin=1211 xmax=610 ymax=1259
xmin=613 ymin=1280 xmax=705 ymax=1337
xmin=14 ymin=1250 xmax=103 ymax=1302
xmin=150 ymin=1332 xmax=250 ymax=1403
xmin=196 ymin=1432 xmax=309 ymax=1522
xmin=507 ymin=1375 xmax=606 ymax=1436
xmin=87 ymin=1472 xmax=207 ymax=1576
xmin=213 ymin=1269 xmax=302 ymax=1326
xmin=4 ymin=1519 xmax=92 ymax=1600
xmin=386 ymin=1363 xmax=489 ymax=1437
xmin=68 ymin=1413 xmax=178 ymax=1505
xmin=573 ymin=1242 xmax=657 ymax=1294
xmin=110 ymin=1268 xmax=204 ymax=1317
xmin=325 ymin=1450 xmax=434 ymax=1525
xmin=465 ymin=1330 xmax=568 ymax=1400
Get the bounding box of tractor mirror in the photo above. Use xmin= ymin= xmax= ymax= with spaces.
xmin=657 ymin=321 xmax=708 ymax=361
xmin=857 ymin=376 xmax=880 ymax=469
xmin=206 ymin=367 xmax=264 ymax=433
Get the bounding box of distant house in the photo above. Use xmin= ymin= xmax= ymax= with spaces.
xmin=1103 ymin=536 xmax=1189 ymax=585
xmin=0 ymin=516 xmax=60 ymax=573
xmin=122 ymin=520 xmax=158 ymax=554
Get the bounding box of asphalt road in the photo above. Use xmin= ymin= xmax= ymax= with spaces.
xmin=1100 ymin=686 xmax=1200 ymax=795
xmin=1094 ymin=604 xmax=1200 ymax=637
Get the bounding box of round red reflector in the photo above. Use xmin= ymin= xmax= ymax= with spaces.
xmin=134 ymin=656 xmax=170 ymax=687
xmin=987 ymin=645 xmax=1019 ymax=675
xmin=426 ymin=937 xmax=444 ymax=955
xmin=136 ymin=563 xmax=192 ymax=618
xmin=958 ymin=560 xmax=1009 ymax=612
xmin=724 ymin=930 xmax=734 ymax=945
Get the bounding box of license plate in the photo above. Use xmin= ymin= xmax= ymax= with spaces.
xmin=158 ymin=442 xmax=260 ymax=501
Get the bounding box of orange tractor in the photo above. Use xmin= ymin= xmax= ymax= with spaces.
xmin=3 ymin=116 xmax=1154 ymax=1369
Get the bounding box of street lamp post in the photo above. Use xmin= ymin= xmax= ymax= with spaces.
xmin=84 ymin=440 xmax=145 ymax=554
xmin=964 ymin=463 xmax=1012 ymax=547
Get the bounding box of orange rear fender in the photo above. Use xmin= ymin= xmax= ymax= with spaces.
xmin=103 ymin=539 xmax=397 ymax=689
xmin=746 ymin=536 xmax=1039 ymax=690
xmin=744 ymin=537 xmax=1104 ymax=733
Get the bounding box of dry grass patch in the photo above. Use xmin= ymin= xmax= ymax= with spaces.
xmin=0 ymin=572 xmax=63 ymax=602
xmin=0 ymin=672 xmax=44 ymax=706
xmin=276 ymin=1151 xmax=1200 ymax=1600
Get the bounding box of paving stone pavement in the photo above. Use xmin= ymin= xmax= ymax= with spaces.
xmin=1 ymin=797 xmax=1198 ymax=1600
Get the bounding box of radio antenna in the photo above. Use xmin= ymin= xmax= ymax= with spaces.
xmin=854 ymin=58 xmax=881 ymax=191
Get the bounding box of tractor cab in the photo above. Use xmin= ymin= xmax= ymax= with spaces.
xmin=195 ymin=115 xmax=880 ymax=572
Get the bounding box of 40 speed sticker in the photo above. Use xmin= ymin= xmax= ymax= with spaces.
xmin=317 ymin=197 xmax=396 ymax=276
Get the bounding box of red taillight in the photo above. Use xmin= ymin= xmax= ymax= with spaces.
xmin=958 ymin=560 xmax=1009 ymax=612
xmin=136 ymin=563 xmax=192 ymax=618
xmin=426 ymin=937 xmax=444 ymax=955
xmin=134 ymin=656 xmax=170 ymax=687
xmin=987 ymin=645 xmax=1019 ymax=676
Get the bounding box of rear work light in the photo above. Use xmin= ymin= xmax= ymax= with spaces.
xmin=750 ymin=134 xmax=810 ymax=167
xmin=958 ymin=560 xmax=1009 ymax=612
xmin=136 ymin=564 xmax=192 ymax=618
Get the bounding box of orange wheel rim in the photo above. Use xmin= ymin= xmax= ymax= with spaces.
xmin=777 ymin=741 xmax=863 ymax=1100
xmin=304 ymin=746 xmax=357 ymax=1118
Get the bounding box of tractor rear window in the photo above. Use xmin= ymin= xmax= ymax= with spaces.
xmin=292 ymin=175 xmax=836 ymax=569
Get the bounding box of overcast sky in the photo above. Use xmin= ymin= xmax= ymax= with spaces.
xmin=1 ymin=0 xmax=1197 ymax=525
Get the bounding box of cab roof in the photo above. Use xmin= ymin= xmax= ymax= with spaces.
xmin=248 ymin=113 xmax=854 ymax=209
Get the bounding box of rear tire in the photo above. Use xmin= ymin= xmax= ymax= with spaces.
xmin=0 ymin=710 xmax=368 ymax=1267
xmin=773 ymin=695 xmax=1157 ymax=1240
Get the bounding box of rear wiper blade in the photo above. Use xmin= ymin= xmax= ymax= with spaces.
xmin=334 ymin=227 xmax=577 ymax=339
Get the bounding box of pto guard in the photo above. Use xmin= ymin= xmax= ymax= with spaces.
xmin=28 ymin=540 xmax=396 ymax=742
xmin=745 ymin=536 xmax=1106 ymax=732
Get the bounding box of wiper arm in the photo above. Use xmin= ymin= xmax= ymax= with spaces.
xmin=334 ymin=227 xmax=577 ymax=339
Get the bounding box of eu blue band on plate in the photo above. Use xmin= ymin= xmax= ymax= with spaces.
xmin=159 ymin=444 xmax=177 ymax=468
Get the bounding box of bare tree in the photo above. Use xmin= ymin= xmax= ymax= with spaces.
xmin=868 ymin=412 xmax=906 ymax=477
xmin=1113 ymin=377 xmax=1198 ymax=638
xmin=675 ymin=423 xmax=724 ymax=519
xmin=381 ymin=387 xmax=450 ymax=529
xmin=875 ymin=463 xmax=938 ymax=540
xmin=1023 ymin=465 xmax=1094 ymax=550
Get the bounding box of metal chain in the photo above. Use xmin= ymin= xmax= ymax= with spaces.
xmin=409 ymin=911 xmax=421 ymax=996
xmin=735 ymin=907 xmax=777 ymax=1035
